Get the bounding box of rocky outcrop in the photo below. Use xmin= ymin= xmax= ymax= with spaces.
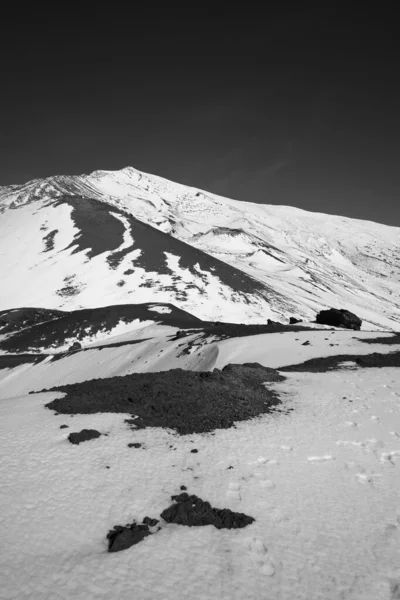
xmin=289 ymin=317 xmax=302 ymax=325
xmin=160 ymin=493 xmax=254 ymax=529
xmin=68 ymin=341 xmax=82 ymax=352
xmin=316 ymin=308 xmax=362 ymax=331
xmin=68 ymin=429 xmax=101 ymax=444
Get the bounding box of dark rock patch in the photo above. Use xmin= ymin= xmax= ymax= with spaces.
xmin=316 ymin=308 xmax=362 ymax=331
xmin=190 ymin=449 xmax=198 ymax=453
xmin=68 ymin=341 xmax=82 ymax=352
xmin=128 ymin=442 xmax=142 ymax=448
xmin=302 ymin=340 xmax=311 ymax=346
xmin=60 ymin=424 xmax=69 ymax=429
xmin=107 ymin=518 xmax=161 ymax=552
xmin=44 ymin=363 xmax=285 ymax=435
xmin=160 ymin=493 xmax=254 ymax=529
xmin=54 ymin=195 xmax=126 ymax=259
xmin=0 ymin=307 xmax=65 ymax=335
xmin=0 ymin=303 xmax=202 ymax=353
xmin=289 ymin=317 xmax=302 ymax=325
xmin=68 ymin=429 xmax=102 ymax=445
xmin=0 ymin=354 xmax=48 ymax=369
xmin=280 ymin=351 xmax=400 ymax=372
xmin=42 ymin=229 xmax=58 ymax=252
xmin=360 ymin=334 xmax=400 ymax=345
xmin=106 ymin=491 xmax=254 ymax=552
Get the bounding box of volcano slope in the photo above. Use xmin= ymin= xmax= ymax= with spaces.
xmin=2 ymin=322 xmax=400 ymax=599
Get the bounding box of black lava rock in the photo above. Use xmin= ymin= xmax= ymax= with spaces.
xmin=316 ymin=308 xmax=362 ymax=331
xmin=68 ymin=429 xmax=101 ymax=445
xmin=45 ymin=363 xmax=284 ymax=435
xmin=107 ymin=518 xmax=160 ymax=552
xmin=160 ymin=493 xmax=254 ymax=529
xmin=68 ymin=341 xmax=82 ymax=352
xmin=128 ymin=442 xmax=142 ymax=448
xmin=289 ymin=317 xmax=302 ymax=325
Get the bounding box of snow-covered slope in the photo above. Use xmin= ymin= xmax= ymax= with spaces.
xmin=1 ymin=166 xmax=400 ymax=328
xmin=2 ymin=324 xmax=400 ymax=599
xmin=0 ymin=192 xmax=284 ymax=323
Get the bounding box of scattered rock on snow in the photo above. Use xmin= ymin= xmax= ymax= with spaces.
xmin=68 ymin=429 xmax=102 ymax=445
xmin=315 ymin=308 xmax=362 ymax=331
xmin=160 ymin=493 xmax=255 ymax=529
xmin=107 ymin=518 xmax=161 ymax=552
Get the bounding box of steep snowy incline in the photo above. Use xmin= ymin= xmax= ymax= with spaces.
xmin=0 ymin=193 xmax=288 ymax=321
xmin=1 ymin=166 xmax=400 ymax=328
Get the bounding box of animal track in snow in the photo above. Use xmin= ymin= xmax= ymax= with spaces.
xmin=245 ymin=537 xmax=276 ymax=576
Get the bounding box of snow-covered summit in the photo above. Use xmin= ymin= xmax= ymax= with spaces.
xmin=1 ymin=166 xmax=400 ymax=329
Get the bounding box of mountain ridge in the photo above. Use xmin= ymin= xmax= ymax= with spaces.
xmin=1 ymin=166 xmax=400 ymax=329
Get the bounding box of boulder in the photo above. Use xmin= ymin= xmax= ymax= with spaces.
xmin=68 ymin=429 xmax=101 ymax=445
xmin=289 ymin=317 xmax=302 ymax=325
xmin=174 ymin=330 xmax=188 ymax=339
xmin=68 ymin=341 xmax=82 ymax=352
xmin=316 ymin=309 xmax=362 ymax=331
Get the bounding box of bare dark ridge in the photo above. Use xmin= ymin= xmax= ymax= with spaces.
xmin=280 ymin=351 xmax=400 ymax=372
xmin=0 ymin=303 xmax=203 ymax=353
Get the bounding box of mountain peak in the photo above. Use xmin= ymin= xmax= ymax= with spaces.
xmin=1 ymin=167 xmax=400 ymax=329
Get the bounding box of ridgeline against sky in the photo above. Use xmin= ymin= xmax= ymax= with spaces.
xmin=1 ymin=5 xmax=399 ymax=225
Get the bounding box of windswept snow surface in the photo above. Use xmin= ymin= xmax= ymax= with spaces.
xmin=1 ymin=166 xmax=400 ymax=327
xmin=1 ymin=330 xmax=400 ymax=598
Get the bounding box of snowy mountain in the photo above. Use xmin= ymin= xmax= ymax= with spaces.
xmin=1 ymin=166 xmax=400 ymax=329
xmin=3 ymin=167 xmax=400 ymax=599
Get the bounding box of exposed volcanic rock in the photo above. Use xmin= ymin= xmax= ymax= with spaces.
xmin=280 ymin=351 xmax=400 ymax=372
xmin=0 ymin=354 xmax=48 ymax=369
xmin=316 ymin=308 xmax=362 ymax=331
xmin=0 ymin=307 xmax=65 ymax=334
xmin=0 ymin=303 xmax=203 ymax=353
xmin=44 ymin=363 xmax=285 ymax=435
xmin=68 ymin=341 xmax=82 ymax=352
xmin=68 ymin=429 xmax=102 ymax=444
xmin=289 ymin=317 xmax=302 ymax=324
xmin=160 ymin=493 xmax=254 ymax=529
xmin=107 ymin=492 xmax=254 ymax=552
xmin=107 ymin=518 xmax=161 ymax=553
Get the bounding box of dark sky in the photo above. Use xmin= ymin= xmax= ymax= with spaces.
xmin=1 ymin=5 xmax=399 ymax=225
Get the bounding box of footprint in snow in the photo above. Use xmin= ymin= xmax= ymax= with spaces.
xmin=307 ymin=455 xmax=335 ymax=462
xmin=245 ymin=537 xmax=276 ymax=576
xmin=372 ymin=524 xmax=400 ymax=575
xmin=226 ymin=481 xmax=241 ymax=502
